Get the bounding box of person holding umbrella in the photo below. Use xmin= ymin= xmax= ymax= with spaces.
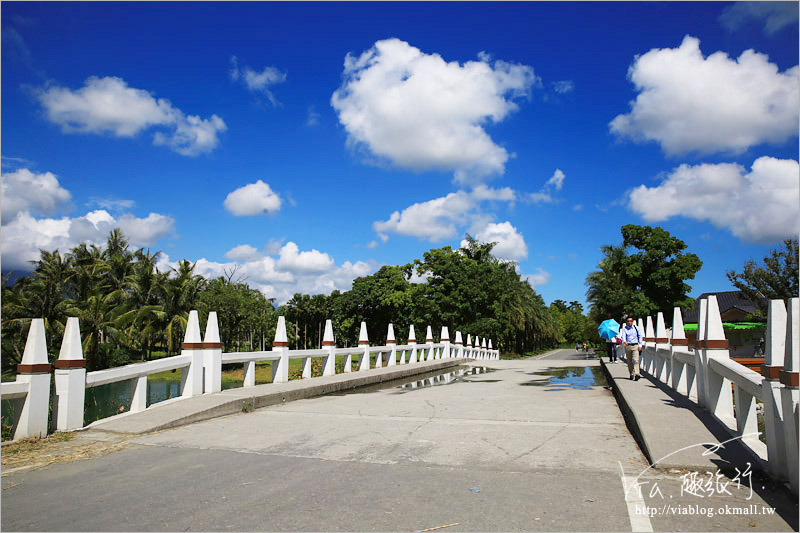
xmin=597 ymin=317 xmax=620 ymax=363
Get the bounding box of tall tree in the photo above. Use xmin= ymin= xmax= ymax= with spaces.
xmin=726 ymin=238 xmax=799 ymax=317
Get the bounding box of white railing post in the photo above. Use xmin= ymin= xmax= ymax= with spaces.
xmin=387 ymin=324 xmax=397 ymax=366
xmin=54 ymin=317 xmax=86 ymax=431
xmin=761 ymin=299 xmax=787 ymax=480
xmin=696 ymin=299 xmax=709 ymax=408
xmin=489 ymin=339 xmax=495 ymax=360
xmin=644 ymin=316 xmax=655 ymax=376
xmin=425 ymin=326 xmax=434 ymax=361
xmin=465 ymin=334 xmax=472 ymax=359
xmin=454 ymin=331 xmax=463 ymax=359
xmin=441 ymin=326 xmax=450 ymax=359
xmin=272 ymin=316 xmax=289 ymax=383
xmin=358 ymin=322 xmax=370 ymax=371
xmin=204 ymin=312 xmax=222 ymax=393
xmin=130 ymin=374 xmax=148 ymax=413
xmin=14 ymin=319 xmax=52 ymax=439
xmin=180 ymin=310 xmax=204 ymax=397
xmin=704 ymin=295 xmax=735 ymax=427
xmin=670 ymin=307 xmax=691 ymax=397
xmin=655 ymin=312 xmax=669 ymax=383
xmin=322 ymin=320 xmax=336 ymax=376
xmin=779 ymin=297 xmax=799 ymax=494
xmin=408 ymin=325 xmax=417 ymax=364
xmin=481 ymin=337 xmax=487 ymax=360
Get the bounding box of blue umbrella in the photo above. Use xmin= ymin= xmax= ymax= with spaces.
xmin=598 ymin=319 xmax=621 ymax=340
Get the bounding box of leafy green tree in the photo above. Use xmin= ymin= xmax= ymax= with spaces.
xmin=586 ymin=225 xmax=702 ymax=324
xmin=726 ymin=238 xmax=799 ymax=317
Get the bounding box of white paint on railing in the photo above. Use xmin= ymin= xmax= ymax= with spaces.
xmin=86 ymin=355 xmax=191 ymax=388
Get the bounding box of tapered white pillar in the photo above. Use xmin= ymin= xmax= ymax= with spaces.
xmin=272 ymin=316 xmax=289 ymax=383
xmin=704 ymin=296 xmax=735 ymax=428
xmin=322 ymin=320 xmax=336 ymax=376
xmin=387 ymin=324 xmax=397 ymax=366
xmin=441 ymin=326 xmax=450 ymax=359
xmin=761 ymin=299 xmax=787 ymax=480
xmin=181 ymin=310 xmax=204 ymax=397
xmin=15 ymin=319 xmax=52 ymax=439
xmin=358 ymin=322 xmax=370 ymax=371
xmin=408 ymin=325 xmax=417 ymax=364
xmin=54 ymin=317 xmax=86 ymax=431
xmin=425 ymin=326 xmax=434 ymax=361
xmin=780 ymin=298 xmax=799 ymax=494
xmin=454 ymin=331 xmax=463 ymax=359
xmin=203 ymin=312 xmax=222 ymax=393
xmin=670 ymin=307 xmax=692 ymax=397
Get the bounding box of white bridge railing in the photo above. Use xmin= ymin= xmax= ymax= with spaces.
xmin=1 ymin=312 xmax=499 ymax=440
xmin=633 ymin=295 xmax=799 ymax=494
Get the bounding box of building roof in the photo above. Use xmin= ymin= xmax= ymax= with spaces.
xmin=682 ymin=290 xmax=766 ymax=323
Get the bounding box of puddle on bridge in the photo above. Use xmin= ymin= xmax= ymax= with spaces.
xmin=521 ymin=366 xmax=607 ymax=391
xmin=329 ymin=365 xmax=494 ymax=396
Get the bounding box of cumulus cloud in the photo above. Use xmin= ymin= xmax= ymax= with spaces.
xmin=160 ymin=242 xmax=377 ymax=305
xmin=628 ymin=156 xmax=799 ymax=243
xmin=277 ymin=241 xmax=334 ymax=273
xmin=37 ymin=76 xmax=227 ymax=156
xmin=331 ymin=38 xmax=537 ymax=185
xmin=374 ymin=186 xmax=517 ymax=242
xmin=610 ymin=36 xmax=799 ymax=156
xmin=2 ymin=209 xmax=175 ymax=271
xmin=720 ymin=1 xmax=799 ymax=35
xmin=229 ymin=56 xmax=287 ymax=106
xmin=223 ymin=180 xmax=282 ymax=216
xmin=524 ymin=268 xmax=551 ymax=287
xmin=461 ymin=221 xmax=528 ymax=261
xmin=1 ymin=168 xmax=72 ymax=223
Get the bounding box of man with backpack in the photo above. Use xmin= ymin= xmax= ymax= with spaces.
xmin=620 ymin=316 xmax=643 ymax=381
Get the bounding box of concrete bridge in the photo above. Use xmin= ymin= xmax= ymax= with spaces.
xmin=1 ymin=297 xmax=798 ymax=531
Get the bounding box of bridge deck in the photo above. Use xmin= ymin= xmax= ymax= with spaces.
xmin=2 ymin=350 xmax=797 ymax=531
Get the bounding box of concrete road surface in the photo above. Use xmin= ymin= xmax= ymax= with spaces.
xmin=2 ymin=353 xmax=796 ymax=531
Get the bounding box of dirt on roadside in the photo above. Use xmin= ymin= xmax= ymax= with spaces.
xmin=2 ymin=431 xmax=133 ymax=476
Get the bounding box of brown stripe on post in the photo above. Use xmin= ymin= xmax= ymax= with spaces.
xmin=655 ymin=338 xmax=669 ymax=343
xmin=780 ymin=370 xmax=799 ymax=388
xmin=761 ymin=365 xmax=782 ymax=380
xmin=181 ymin=342 xmax=223 ymax=349
xmin=408 ymin=338 xmax=416 ymax=343
xmin=54 ymin=359 xmax=87 ymax=369
xmin=358 ymin=341 xmax=369 ymax=345
xmin=701 ymin=339 xmax=729 ymax=349
xmin=671 ymin=339 xmax=689 ymax=346
xmin=441 ymin=338 xmax=449 ymax=342
xmin=17 ymin=363 xmax=52 ymax=374
xmin=455 ymin=341 xmax=462 ymax=345
xmin=644 ymin=337 xmax=655 ymax=342
xmin=386 ymin=340 xmax=396 ymax=344
xmin=273 ymin=341 xmax=289 ymax=347
xmin=322 ymin=341 xmax=335 ymax=346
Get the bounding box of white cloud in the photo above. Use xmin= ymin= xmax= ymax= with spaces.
xmin=374 ymin=186 xmax=518 ymax=242
xmin=225 ymin=244 xmax=262 ymax=262
xmin=1 ymin=168 xmax=72 ymax=223
xmin=527 ymin=168 xmax=566 ymax=204
xmin=223 ymin=180 xmax=282 ymax=216
xmin=552 ymin=80 xmax=575 ymax=94
xmin=524 ymin=268 xmax=551 ymax=287
xmin=331 ymin=38 xmax=537 ymax=185
xmin=229 ymin=56 xmax=287 ymax=106
xmin=2 ymin=209 xmax=175 ymax=270
xmin=461 ymin=221 xmax=528 ymax=261
xmin=610 ymin=36 xmax=799 ymax=156
xmin=628 ymin=156 xmax=799 ymax=243
xmin=159 ymin=245 xmax=377 ymax=305
xmin=277 ymin=241 xmax=334 ymax=273
xmin=37 ymin=76 xmax=226 ymax=156
xmin=720 ymin=1 xmax=799 ymax=35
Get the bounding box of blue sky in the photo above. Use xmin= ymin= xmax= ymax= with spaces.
xmin=2 ymin=1 xmax=798 ymax=307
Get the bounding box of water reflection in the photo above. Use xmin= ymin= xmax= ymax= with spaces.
xmin=521 ymin=366 xmax=607 ymax=390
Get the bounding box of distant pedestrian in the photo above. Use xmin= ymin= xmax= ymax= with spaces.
xmin=620 ymin=316 xmax=643 ymax=380
xmin=575 ymin=342 xmax=580 ymax=352
xmin=605 ymin=335 xmax=617 ymax=363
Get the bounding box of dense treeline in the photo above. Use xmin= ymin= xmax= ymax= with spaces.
xmin=2 ymin=231 xmax=568 ymax=374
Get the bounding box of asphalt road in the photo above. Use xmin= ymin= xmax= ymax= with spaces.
xmin=2 ymin=357 xmax=795 ymax=531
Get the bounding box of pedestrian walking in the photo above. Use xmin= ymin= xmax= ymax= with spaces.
xmin=620 ymin=316 xmax=643 ymax=380
xmin=605 ymin=335 xmax=617 ymax=363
